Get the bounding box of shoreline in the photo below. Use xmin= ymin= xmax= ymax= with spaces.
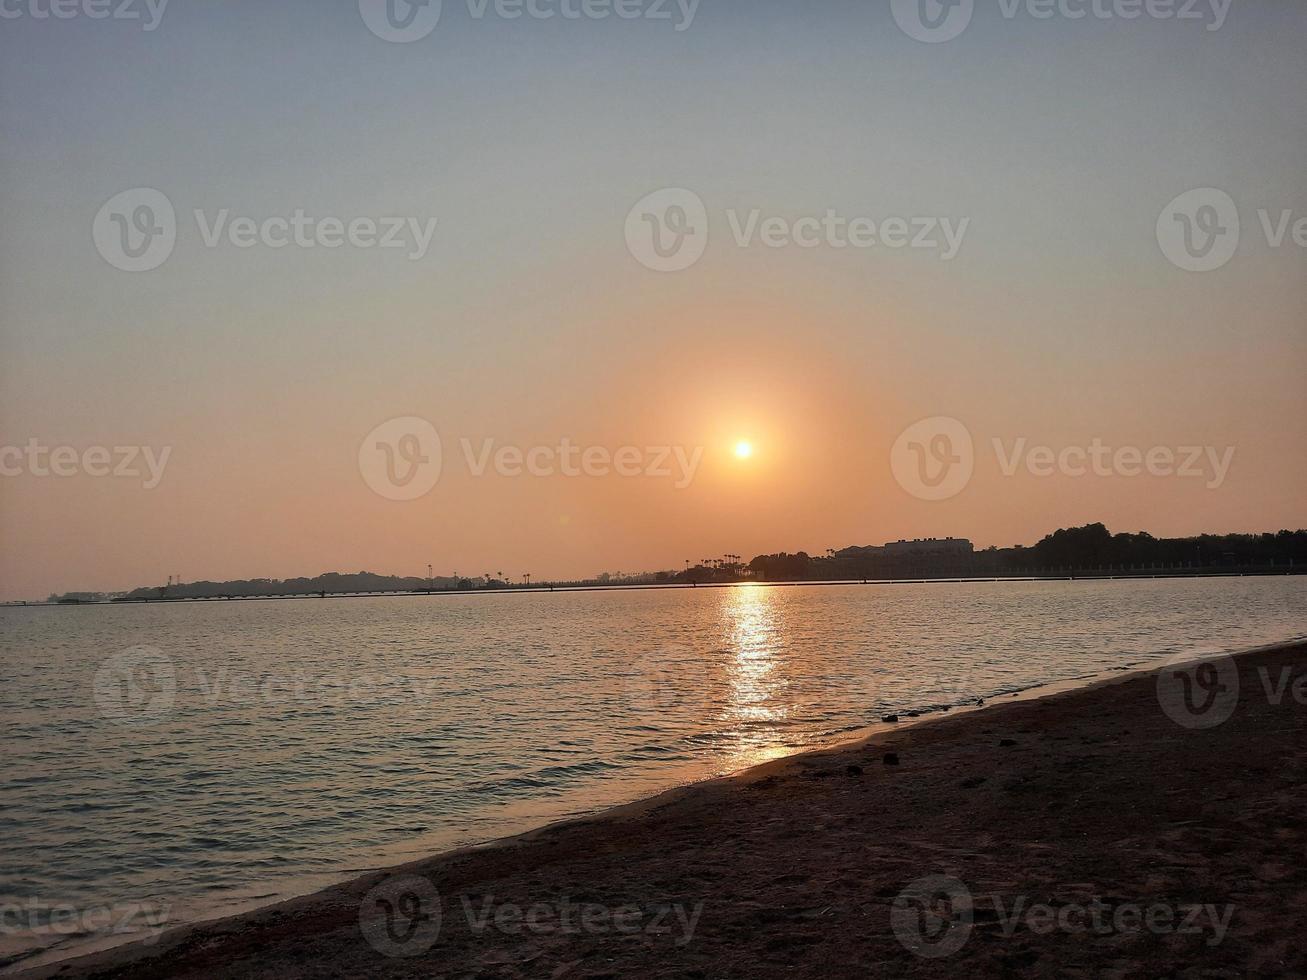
xmin=9 ymin=567 xmax=1303 ymax=607
xmin=15 ymin=634 xmax=1307 ymax=978
xmin=0 ymin=637 xmax=1247 ymax=972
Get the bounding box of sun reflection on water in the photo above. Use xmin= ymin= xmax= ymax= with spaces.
xmin=717 ymin=586 xmax=791 ymax=769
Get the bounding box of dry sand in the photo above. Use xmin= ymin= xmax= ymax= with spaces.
xmin=19 ymin=640 xmax=1307 ymax=978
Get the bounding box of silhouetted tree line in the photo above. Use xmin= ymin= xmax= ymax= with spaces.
xmin=1019 ymin=523 xmax=1307 ymax=569
xmin=100 ymin=523 xmax=1307 ymax=600
xmin=120 ymin=571 xmax=459 ymax=600
xmin=736 ymin=524 xmax=1307 ymax=582
xmin=746 ymin=553 xmax=815 ymax=580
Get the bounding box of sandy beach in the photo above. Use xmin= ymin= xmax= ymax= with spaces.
xmin=20 ymin=639 xmax=1307 ymax=979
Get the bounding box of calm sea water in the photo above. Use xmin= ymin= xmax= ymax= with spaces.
xmin=2 ymin=577 xmax=1305 ymax=968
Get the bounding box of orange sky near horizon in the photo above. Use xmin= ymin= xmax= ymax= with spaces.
xmin=1 ymin=2 xmax=1305 ymax=600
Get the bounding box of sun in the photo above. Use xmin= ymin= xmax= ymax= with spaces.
xmin=733 ymin=440 xmax=754 ymax=460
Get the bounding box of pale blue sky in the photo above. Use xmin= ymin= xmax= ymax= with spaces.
xmin=1 ymin=0 xmax=1304 ymax=599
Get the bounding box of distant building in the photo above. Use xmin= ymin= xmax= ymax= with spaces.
xmin=834 ymin=545 xmax=885 ymax=560
xmin=883 ymin=537 xmax=974 ymax=556
xmin=833 ymin=538 xmax=974 ymax=561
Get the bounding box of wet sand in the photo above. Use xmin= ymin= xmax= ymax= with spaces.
xmin=20 ymin=639 xmax=1307 ymax=978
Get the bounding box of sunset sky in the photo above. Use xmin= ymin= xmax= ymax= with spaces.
xmin=1 ymin=0 xmax=1304 ymax=600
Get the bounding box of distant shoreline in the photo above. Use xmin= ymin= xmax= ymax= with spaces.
xmin=6 ymin=566 xmax=1303 ymax=608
